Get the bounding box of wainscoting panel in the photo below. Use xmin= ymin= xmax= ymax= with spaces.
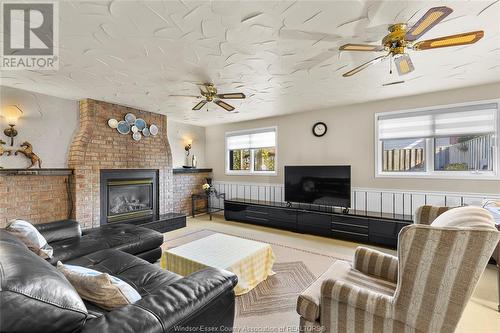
xmin=211 ymin=181 xmax=499 ymax=218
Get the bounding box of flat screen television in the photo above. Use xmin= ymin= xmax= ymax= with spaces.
xmin=285 ymin=165 xmax=351 ymax=208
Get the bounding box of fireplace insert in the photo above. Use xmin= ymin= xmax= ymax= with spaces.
xmin=100 ymin=170 xmax=159 ymax=225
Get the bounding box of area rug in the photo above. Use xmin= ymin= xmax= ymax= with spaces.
xmin=163 ymin=229 xmax=341 ymax=330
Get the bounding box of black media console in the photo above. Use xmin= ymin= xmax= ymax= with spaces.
xmin=224 ymin=199 xmax=413 ymax=249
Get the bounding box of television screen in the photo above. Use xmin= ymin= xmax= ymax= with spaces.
xmin=285 ymin=165 xmax=351 ymax=207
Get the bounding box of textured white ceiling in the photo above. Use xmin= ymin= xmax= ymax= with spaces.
xmin=1 ymin=0 xmax=500 ymax=126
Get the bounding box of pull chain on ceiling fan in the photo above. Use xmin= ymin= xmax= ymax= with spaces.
xmin=339 ymin=6 xmax=484 ymax=77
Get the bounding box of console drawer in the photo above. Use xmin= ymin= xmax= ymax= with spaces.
xmin=332 ymin=229 xmax=369 ymax=243
xmin=331 ymin=222 xmax=368 ymax=235
xmin=332 ymin=215 xmax=369 ymax=227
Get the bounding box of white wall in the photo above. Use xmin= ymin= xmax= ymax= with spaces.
xmin=0 ymin=86 xmax=79 ymax=168
xmin=167 ymin=120 xmax=206 ymax=168
xmin=205 ymin=82 xmax=500 ymax=194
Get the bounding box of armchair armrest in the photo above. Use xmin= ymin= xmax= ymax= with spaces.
xmin=81 ymin=268 xmax=238 ymax=333
xmin=354 ymin=247 xmax=398 ymax=283
xmin=321 ymin=279 xmax=393 ymax=318
xmin=35 ymin=220 xmax=81 ymax=243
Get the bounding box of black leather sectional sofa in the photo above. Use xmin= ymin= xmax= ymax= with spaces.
xmin=0 ymin=220 xmax=238 ymax=332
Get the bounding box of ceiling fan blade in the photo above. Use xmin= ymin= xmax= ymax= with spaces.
xmin=169 ymin=94 xmax=201 ymax=98
xmin=214 ymin=99 xmax=235 ymax=112
xmin=405 ymin=6 xmax=453 ymax=42
xmin=342 ymin=54 xmax=388 ymax=77
xmin=382 ymin=80 xmax=405 ymax=86
xmin=413 ymin=31 xmax=484 ymax=50
xmin=339 ymin=43 xmax=385 ymax=52
xmin=217 ymin=93 xmax=246 ymax=99
xmin=192 ymin=100 xmax=207 ymax=111
xmin=394 ymin=53 xmax=415 ymax=76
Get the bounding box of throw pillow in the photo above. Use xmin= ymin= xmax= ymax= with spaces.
xmin=57 ymin=262 xmax=142 ymax=310
xmin=431 ymin=206 xmax=495 ymax=229
xmin=5 ymin=219 xmax=53 ymax=259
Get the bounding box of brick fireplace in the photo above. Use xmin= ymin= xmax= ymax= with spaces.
xmin=69 ymin=99 xmax=173 ymax=229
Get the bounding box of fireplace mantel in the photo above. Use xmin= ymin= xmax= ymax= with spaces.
xmin=0 ymin=168 xmax=73 ymax=176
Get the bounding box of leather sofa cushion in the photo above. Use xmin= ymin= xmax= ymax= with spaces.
xmin=48 ymin=223 xmax=163 ymax=264
xmin=67 ymin=249 xmax=182 ymax=296
xmin=80 ymin=267 xmax=238 ymax=333
xmin=36 ymin=219 xmax=82 ymax=243
xmin=87 ymin=223 xmax=164 ymax=255
xmin=0 ymin=231 xmax=88 ymax=333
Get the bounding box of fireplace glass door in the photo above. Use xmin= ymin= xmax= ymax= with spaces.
xmin=107 ymin=179 xmax=154 ymax=222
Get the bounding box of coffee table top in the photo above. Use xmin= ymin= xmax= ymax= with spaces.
xmin=167 ymin=233 xmax=271 ymax=269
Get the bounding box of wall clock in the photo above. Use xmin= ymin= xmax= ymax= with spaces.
xmin=312 ymin=122 xmax=327 ymax=137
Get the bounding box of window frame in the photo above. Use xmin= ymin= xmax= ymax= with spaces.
xmin=225 ymin=126 xmax=278 ymax=176
xmin=375 ymin=99 xmax=499 ymax=180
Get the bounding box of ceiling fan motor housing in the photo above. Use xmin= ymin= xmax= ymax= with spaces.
xmin=383 ymin=23 xmax=409 ymax=55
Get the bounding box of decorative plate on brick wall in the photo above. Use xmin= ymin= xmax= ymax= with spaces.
xmin=108 ymin=119 xmax=118 ymax=129
xmin=125 ymin=113 xmax=136 ymax=124
xmin=149 ymin=124 xmax=158 ymax=136
xmin=132 ymin=132 xmax=141 ymax=141
xmin=135 ymin=119 xmax=146 ymax=131
xmin=117 ymin=121 xmax=130 ymax=134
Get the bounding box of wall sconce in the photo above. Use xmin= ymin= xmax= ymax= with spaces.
xmin=184 ymin=143 xmax=192 ymax=156
xmin=183 ymin=139 xmax=196 ymax=168
xmin=2 ymin=105 xmax=23 ymax=146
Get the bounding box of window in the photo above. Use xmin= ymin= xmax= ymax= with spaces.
xmin=226 ymin=127 xmax=277 ymax=175
xmin=376 ymin=102 xmax=498 ymax=178
xmin=382 ymin=138 xmax=426 ymax=172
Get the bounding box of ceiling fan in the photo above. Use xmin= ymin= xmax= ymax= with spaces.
xmin=171 ymin=83 xmax=246 ymax=112
xmin=339 ymin=6 xmax=484 ymax=77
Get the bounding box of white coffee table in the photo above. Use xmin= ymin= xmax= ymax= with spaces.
xmin=161 ymin=233 xmax=275 ymax=295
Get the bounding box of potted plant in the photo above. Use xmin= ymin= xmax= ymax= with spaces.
xmin=202 ymin=183 xmax=211 ymax=195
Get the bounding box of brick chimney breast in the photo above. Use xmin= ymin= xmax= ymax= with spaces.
xmin=68 ymin=99 xmax=173 ymax=229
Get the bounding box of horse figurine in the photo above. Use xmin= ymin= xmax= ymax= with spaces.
xmin=15 ymin=141 xmax=42 ymax=169
xmin=0 ymin=139 xmax=13 ymax=169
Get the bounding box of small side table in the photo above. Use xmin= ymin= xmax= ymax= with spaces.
xmin=191 ymin=190 xmax=225 ymax=220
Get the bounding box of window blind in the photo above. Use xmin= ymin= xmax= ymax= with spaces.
xmin=226 ymin=128 xmax=276 ymax=150
xmin=378 ymin=103 xmax=497 ymax=140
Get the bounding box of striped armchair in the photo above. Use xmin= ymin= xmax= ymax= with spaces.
xmin=414 ymin=205 xmax=451 ymax=225
xmin=297 ymin=206 xmax=499 ymax=333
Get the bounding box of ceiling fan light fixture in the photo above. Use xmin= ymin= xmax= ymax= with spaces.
xmin=190 ymin=83 xmax=244 ymax=112
xmin=394 ymin=54 xmax=414 ymax=75
xmin=339 ymin=6 xmax=482 ymax=78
